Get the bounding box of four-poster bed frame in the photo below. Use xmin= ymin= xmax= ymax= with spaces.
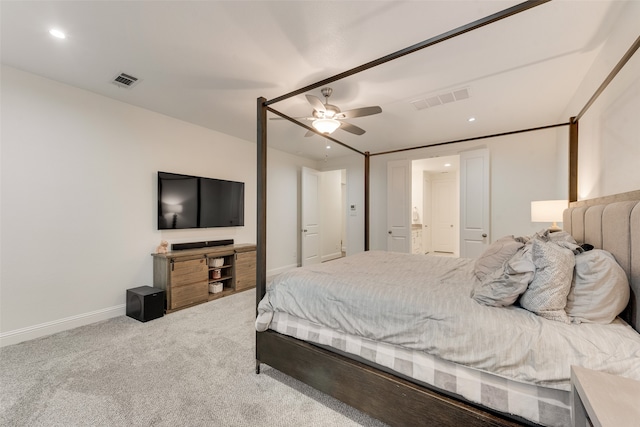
xmin=255 ymin=1 xmax=640 ymax=425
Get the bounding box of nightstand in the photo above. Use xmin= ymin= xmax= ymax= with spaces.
xmin=571 ymin=365 xmax=640 ymax=427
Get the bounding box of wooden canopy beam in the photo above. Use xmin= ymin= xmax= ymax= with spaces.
xmin=569 ymin=118 xmax=579 ymax=203
xmin=265 ymin=0 xmax=551 ymax=107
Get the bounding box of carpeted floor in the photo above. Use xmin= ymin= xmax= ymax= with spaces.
xmin=0 ymin=290 xmax=387 ymax=426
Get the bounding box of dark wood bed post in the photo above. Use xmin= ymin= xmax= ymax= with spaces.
xmin=568 ymin=34 xmax=639 ymax=204
xmin=256 ymin=96 xmax=267 ymax=374
xmin=569 ymin=117 xmax=578 ymax=203
xmin=364 ymin=151 xmax=370 ymax=251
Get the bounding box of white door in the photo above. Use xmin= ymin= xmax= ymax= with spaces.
xmin=302 ymin=167 xmax=321 ymax=266
xmin=387 ymin=160 xmax=411 ymax=253
xmin=422 ymin=172 xmax=433 ymax=253
xmin=432 ymin=178 xmax=456 ymax=253
xmin=460 ymin=148 xmax=490 ymax=258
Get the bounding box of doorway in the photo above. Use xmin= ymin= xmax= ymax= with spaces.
xmin=301 ymin=167 xmax=347 ymax=266
xmin=412 ymin=156 xmax=460 ymax=256
xmin=386 ymin=148 xmax=490 ymax=258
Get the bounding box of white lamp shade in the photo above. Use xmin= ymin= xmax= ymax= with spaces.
xmin=312 ymin=118 xmax=340 ymax=134
xmin=531 ymin=200 xmax=567 ymax=223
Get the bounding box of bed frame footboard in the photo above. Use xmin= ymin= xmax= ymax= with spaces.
xmin=256 ymin=330 xmax=531 ymax=427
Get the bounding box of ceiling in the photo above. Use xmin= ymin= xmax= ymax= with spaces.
xmin=0 ymin=1 xmax=628 ymax=160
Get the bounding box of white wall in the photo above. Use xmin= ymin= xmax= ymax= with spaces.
xmin=319 ymin=156 xmax=366 ymax=256
xmin=265 ymin=150 xmax=319 ymax=276
xmin=0 ymin=66 xmax=310 ymax=345
xmin=561 ymin=1 xmax=640 ymax=200
xmin=325 ymin=128 xmax=564 ymax=253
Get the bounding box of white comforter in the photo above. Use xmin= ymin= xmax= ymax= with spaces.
xmin=256 ymin=251 xmax=640 ymax=389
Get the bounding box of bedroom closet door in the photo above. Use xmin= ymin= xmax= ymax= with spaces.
xmin=459 ymin=148 xmax=490 ymax=258
xmin=301 ymin=167 xmax=321 ymax=266
xmin=387 ymin=160 xmax=411 ymax=253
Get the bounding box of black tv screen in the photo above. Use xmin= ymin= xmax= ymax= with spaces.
xmin=157 ymin=171 xmax=244 ymax=229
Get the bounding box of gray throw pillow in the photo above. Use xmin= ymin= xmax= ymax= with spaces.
xmin=471 ymin=247 xmax=535 ymax=307
xmin=519 ymin=238 xmax=574 ymax=323
xmin=474 ymin=235 xmax=524 ymax=282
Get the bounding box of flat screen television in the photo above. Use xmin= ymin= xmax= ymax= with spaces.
xmin=157 ymin=171 xmax=244 ymax=230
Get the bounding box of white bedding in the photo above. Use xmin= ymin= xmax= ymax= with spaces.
xmin=257 ymin=250 xmax=640 ymax=390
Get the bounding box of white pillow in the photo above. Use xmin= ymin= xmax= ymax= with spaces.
xmin=519 ymin=238 xmax=574 ymax=323
xmin=566 ymin=250 xmax=630 ymax=324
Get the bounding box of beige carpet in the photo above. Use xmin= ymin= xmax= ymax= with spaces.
xmin=0 ymin=289 xmax=387 ymax=426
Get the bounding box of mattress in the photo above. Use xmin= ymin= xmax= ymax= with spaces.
xmin=269 ymin=311 xmax=571 ymax=426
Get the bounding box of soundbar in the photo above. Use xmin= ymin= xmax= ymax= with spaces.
xmin=171 ymin=239 xmax=234 ymax=251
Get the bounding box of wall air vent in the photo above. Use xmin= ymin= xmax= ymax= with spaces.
xmin=410 ymin=87 xmax=470 ymax=111
xmin=111 ymin=72 xmax=141 ymax=89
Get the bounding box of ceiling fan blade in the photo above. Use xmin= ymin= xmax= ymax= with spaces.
xmin=305 ymin=95 xmax=326 ymax=113
xmin=338 ymin=106 xmax=382 ymax=119
xmin=339 ymin=121 xmax=366 ymax=135
xmin=269 ymin=116 xmax=314 ymax=121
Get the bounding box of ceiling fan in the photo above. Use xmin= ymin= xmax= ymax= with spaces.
xmin=274 ymin=87 xmax=382 ymax=137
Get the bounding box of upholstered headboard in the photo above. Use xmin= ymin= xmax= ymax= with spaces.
xmin=563 ymin=200 xmax=640 ymax=333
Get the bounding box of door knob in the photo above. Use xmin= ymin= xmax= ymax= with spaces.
xmin=302 ymin=229 xmax=308 ymax=233
xmin=388 ymin=231 xmax=392 ymax=234
xmin=482 ymin=233 xmax=487 ymax=237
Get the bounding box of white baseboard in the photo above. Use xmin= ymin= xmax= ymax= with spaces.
xmin=0 ymin=304 xmax=126 ymax=348
xmin=321 ymin=252 xmax=343 ymax=263
xmin=1 ymin=261 xmax=308 ymax=348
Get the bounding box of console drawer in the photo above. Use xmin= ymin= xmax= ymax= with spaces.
xmin=170 ymin=280 xmax=208 ymax=309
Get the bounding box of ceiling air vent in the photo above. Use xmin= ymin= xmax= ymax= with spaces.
xmin=438 ymin=92 xmax=455 ymax=104
xmin=453 ymin=88 xmax=470 ymax=101
xmin=426 ymin=96 xmax=442 ymax=107
xmin=410 ymin=87 xmax=470 ymax=111
xmin=111 ymin=72 xmax=141 ymax=89
xmin=410 ymin=99 xmax=429 ymax=110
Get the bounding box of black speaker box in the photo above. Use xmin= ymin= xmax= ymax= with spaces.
xmin=126 ymin=286 xmax=165 ymax=322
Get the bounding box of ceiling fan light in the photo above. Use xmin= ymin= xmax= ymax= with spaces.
xmin=312 ymin=118 xmax=340 ymax=134
xmin=49 ymin=28 xmax=66 ymax=39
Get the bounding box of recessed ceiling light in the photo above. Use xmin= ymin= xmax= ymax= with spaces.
xmin=444 ymin=163 xmax=451 ymax=167
xmin=468 ymin=117 xmax=476 ymax=122
xmin=49 ymin=29 xmax=66 ymax=39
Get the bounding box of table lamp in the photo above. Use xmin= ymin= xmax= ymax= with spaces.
xmin=531 ymin=200 xmax=567 ymax=232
